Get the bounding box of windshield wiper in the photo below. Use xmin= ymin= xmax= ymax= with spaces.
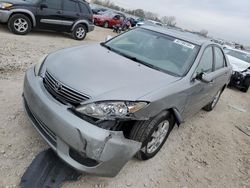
xmin=100 ymin=42 xmax=116 ymax=52
xmin=119 ymin=53 xmax=166 ymax=73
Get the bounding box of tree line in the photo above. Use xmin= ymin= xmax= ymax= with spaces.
xmin=91 ymin=0 xmax=208 ymax=37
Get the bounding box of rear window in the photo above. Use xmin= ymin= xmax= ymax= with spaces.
xmin=80 ymin=2 xmax=91 ymax=14
xmin=63 ymin=0 xmax=80 ymax=12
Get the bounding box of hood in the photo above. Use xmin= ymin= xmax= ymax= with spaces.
xmin=227 ymin=55 xmax=250 ymax=72
xmin=45 ymin=44 xmax=180 ymax=101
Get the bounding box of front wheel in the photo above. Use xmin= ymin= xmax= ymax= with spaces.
xmin=72 ymin=24 xmax=87 ymax=40
xmin=129 ymin=111 xmax=175 ymax=160
xmin=8 ymin=14 xmax=32 ymax=35
xmin=240 ymin=77 xmax=250 ymax=92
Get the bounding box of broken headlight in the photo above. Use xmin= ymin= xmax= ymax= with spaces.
xmin=75 ymin=101 xmax=148 ymax=120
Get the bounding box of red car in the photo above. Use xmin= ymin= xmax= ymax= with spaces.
xmin=93 ymin=12 xmax=125 ymax=28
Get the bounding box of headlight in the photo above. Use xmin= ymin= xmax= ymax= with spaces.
xmin=34 ymin=55 xmax=48 ymax=76
xmin=75 ymin=101 xmax=148 ymax=120
xmin=0 ymin=3 xmax=13 ymax=9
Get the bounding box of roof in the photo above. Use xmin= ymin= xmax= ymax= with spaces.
xmin=141 ymin=25 xmax=211 ymax=46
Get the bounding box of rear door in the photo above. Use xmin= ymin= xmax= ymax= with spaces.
xmin=210 ymin=46 xmax=230 ymax=94
xmin=61 ymin=0 xmax=81 ymax=31
xmin=36 ymin=0 xmax=63 ymax=30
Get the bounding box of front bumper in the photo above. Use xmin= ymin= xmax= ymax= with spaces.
xmin=23 ymin=68 xmax=141 ymax=177
xmin=0 ymin=9 xmax=11 ymax=23
xmin=230 ymin=71 xmax=250 ymax=88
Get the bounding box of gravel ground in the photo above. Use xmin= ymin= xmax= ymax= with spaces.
xmin=0 ymin=24 xmax=249 ymax=188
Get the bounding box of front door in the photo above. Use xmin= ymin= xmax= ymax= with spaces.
xmin=36 ymin=0 xmax=63 ymax=30
xmin=183 ymin=46 xmax=215 ymax=118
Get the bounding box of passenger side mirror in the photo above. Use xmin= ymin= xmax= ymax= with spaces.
xmin=40 ymin=3 xmax=48 ymax=9
xmin=195 ymin=72 xmax=214 ymax=84
xmin=105 ymin=35 xmax=113 ymax=41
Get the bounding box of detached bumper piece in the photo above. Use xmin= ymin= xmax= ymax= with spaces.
xmin=20 ymin=149 xmax=81 ymax=188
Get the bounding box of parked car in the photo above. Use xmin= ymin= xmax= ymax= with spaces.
xmin=89 ymin=4 xmax=108 ymax=15
xmin=23 ymin=26 xmax=231 ymax=177
xmin=225 ymin=48 xmax=250 ymax=92
xmin=136 ymin=20 xmax=163 ymax=27
xmin=0 ymin=0 xmax=94 ymax=40
xmin=93 ymin=11 xmax=125 ymax=28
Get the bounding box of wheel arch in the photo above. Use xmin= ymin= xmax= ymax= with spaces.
xmin=71 ymin=20 xmax=89 ymax=32
xmin=9 ymin=9 xmax=36 ymax=27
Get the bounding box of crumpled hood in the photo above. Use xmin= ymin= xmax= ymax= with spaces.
xmin=44 ymin=44 xmax=180 ymax=101
xmin=227 ymin=55 xmax=250 ymax=72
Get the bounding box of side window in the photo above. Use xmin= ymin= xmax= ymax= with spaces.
xmin=196 ymin=47 xmax=213 ymax=74
xmin=45 ymin=0 xmax=61 ymax=9
xmin=80 ymin=2 xmax=90 ymax=14
xmin=63 ymin=0 xmax=80 ymax=12
xmin=214 ymin=47 xmax=225 ymax=70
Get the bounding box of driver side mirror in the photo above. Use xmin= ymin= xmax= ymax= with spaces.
xmin=195 ymin=72 xmax=214 ymax=84
xmin=40 ymin=3 xmax=48 ymax=9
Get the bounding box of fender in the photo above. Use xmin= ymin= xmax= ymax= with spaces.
xmin=10 ymin=9 xmax=36 ymax=27
xmin=71 ymin=20 xmax=89 ymax=31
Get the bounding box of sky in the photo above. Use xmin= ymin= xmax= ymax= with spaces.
xmin=109 ymin=0 xmax=250 ymax=46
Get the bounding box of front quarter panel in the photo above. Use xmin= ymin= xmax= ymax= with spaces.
xmin=134 ymin=78 xmax=189 ymax=120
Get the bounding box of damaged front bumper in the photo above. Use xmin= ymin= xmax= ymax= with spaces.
xmin=23 ymin=68 xmax=141 ymax=177
xmin=230 ymin=70 xmax=250 ymax=89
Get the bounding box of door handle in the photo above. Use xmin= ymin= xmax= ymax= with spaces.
xmin=56 ymin=10 xmax=62 ymax=14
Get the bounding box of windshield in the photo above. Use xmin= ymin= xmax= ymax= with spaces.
xmin=225 ymin=49 xmax=250 ymax=64
xmin=104 ymin=28 xmax=200 ymax=76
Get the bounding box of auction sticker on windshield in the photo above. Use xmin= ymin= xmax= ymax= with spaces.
xmin=174 ymin=39 xmax=195 ymax=49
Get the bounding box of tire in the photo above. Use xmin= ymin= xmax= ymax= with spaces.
xmin=8 ymin=14 xmax=32 ymax=35
xmin=72 ymin=24 xmax=87 ymax=40
xmin=103 ymin=21 xmax=109 ymax=28
xmin=129 ymin=111 xmax=175 ymax=160
xmin=240 ymin=77 xmax=250 ymax=92
xmin=203 ymin=89 xmax=223 ymax=111
xmin=240 ymin=86 xmax=249 ymax=93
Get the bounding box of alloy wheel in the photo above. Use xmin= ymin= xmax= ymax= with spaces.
xmin=146 ymin=120 xmax=170 ymax=154
xmin=14 ymin=18 xmax=28 ymax=33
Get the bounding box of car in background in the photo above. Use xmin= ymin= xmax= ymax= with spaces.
xmin=23 ymin=26 xmax=231 ymax=177
xmin=89 ymin=4 xmax=108 ymax=15
xmin=93 ymin=11 xmax=125 ymax=28
xmin=136 ymin=20 xmax=163 ymax=27
xmin=225 ymin=48 xmax=250 ymax=92
xmin=0 ymin=0 xmax=94 ymax=40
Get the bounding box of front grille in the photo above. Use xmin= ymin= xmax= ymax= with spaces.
xmin=44 ymin=71 xmax=89 ymax=105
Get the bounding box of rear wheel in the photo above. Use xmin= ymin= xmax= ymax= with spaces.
xmin=240 ymin=77 xmax=250 ymax=92
xmin=8 ymin=14 xmax=32 ymax=35
xmin=240 ymin=86 xmax=249 ymax=93
xmin=72 ymin=24 xmax=87 ymax=40
xmin=203 ymin=89 xmax=223 ymax=111
xmin=129 ymin=111 xmax=175 ymax=160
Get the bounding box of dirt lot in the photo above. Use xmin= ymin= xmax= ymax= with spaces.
xmin=0 ymin=24 xmax=249 ymax=188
